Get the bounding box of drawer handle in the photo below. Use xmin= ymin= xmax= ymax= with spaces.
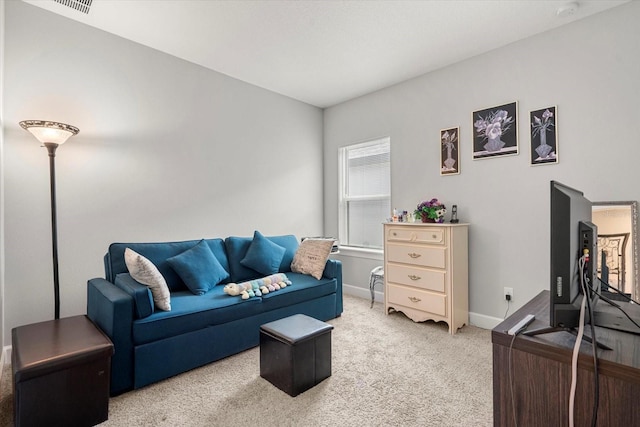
xmin=432 ymin=234 xmax=437 ymax=239
xmin=408 ymin=275 xmax=421 ymax=281
xmin=408 ymin=296 xmax=421 ymax=303
xmin=408 ymin=252 xmax=421 ymax=258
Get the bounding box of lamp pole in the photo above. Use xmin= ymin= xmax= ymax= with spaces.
xmin=45 ymin=142 xmax=61 ymax=319
xmin=19 ymin=120 xmax=79 ymax=320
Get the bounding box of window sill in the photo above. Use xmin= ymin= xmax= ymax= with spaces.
xmin=333 ymin=246 xmax=383 ymax=261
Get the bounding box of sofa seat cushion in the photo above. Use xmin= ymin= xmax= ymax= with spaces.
xmin=132 ymin=286 xmax=263 ymax=345
xmin=225 ymin=234 xmax=299 ymax=283
xmin=260 ymin=272 xmax=337 ymax=312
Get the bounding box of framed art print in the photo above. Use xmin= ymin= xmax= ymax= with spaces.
xmin=440 ymin=127 xmax=460 ymax=175
xmin=530 ymin=106 xmax=558 ymax=165
xmin=472 ymin=101 xmax=518 ymax=160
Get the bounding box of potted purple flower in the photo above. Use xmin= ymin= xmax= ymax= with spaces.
xmin=414 ymin=199 xmax=447 ymax=223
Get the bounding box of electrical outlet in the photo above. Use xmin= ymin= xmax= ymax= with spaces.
xmin=504 ymin=287 xmax=513 ymax=301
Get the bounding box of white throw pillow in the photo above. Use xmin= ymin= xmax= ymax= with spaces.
xmin=124 ymin=248 xmax=171 ymax=311
xmin=290 ymin=239 xmax=335 ymax=280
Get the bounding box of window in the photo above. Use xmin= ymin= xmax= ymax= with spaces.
xmin=339 ymin=137 xmax=390 ymax=250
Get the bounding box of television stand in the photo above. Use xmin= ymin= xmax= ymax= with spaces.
xmin=523 ymin=325 xmax=612 ymax=350
xmin=592 ymin=299 xmax=640 ymax=335
xmin=492 ymin=290 xmax=640 ymax=426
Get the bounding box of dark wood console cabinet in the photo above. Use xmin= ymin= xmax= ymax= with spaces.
xmin=492 ymin=290 xmax=640 ymax=426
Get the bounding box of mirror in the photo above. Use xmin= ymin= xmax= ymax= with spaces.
xmin=592 ymin=201 xmax=638 ymax=300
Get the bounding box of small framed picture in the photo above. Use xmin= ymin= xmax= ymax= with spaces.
xmin=530 ymin=106 xmax=558 ymax=166
xmin=472 ymin=101 xmax=518 ymax=160
xmin=440 ymin=127 xmax=460 ymax=175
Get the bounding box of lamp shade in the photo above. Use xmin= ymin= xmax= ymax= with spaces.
xmin=19 ymin=120 xmax=79 ymax=145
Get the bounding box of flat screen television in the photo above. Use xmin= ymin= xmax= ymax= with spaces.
xmin=524 ymin=181 xmax=600 ymax=338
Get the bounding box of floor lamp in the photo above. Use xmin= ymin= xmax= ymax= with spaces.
xmin=19 ymin=120 xmax=80 ymax=320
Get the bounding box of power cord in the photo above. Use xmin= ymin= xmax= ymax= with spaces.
xmin=597 ymin=276 xmax=640 ymax=305
xmin=596 ymin=290 xmax=640 ymax=331
xmin=508 ymin=317 xmax=533 ymax=427
xmin=569 ymin=268 xmax=587 ymax=427
xmin=504 ymin=294 xmax=512 ymax=319
xmin=580 ymin=257 xmax=600 ymax=427
xmin=508 ymin=332 xmax=518 ymax=427
xmin=569 ymin=255 xmax=600 ymax=427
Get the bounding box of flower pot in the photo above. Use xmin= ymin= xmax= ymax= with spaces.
xmin=421 ymin=216 xmax=435 ymax=223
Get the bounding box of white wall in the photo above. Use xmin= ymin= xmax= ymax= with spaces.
xmin=324 ymin=2 xmax=640 ymax=327
xmin=0 ymin=0 xmax=6 ymax=360
xmin=4 ymin=2 xmax=639 ymax=344
xmin=2 ymin=1 xmax=324 ymax=344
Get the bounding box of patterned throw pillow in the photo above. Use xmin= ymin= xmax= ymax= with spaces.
xmin=124 ymin=248 xmax=171 ymax=311
xmin=290 ymin=239 xmax=335 ymax=280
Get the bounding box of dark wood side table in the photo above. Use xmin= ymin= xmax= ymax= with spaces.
xmin=12 ymin=315 xmax=114 ymax=427
xmin=492 ymin=290 xmax=640 ymax=426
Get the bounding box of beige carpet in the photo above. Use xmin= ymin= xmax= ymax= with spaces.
xmin=0 ymin=294 xmax=493 ymax=426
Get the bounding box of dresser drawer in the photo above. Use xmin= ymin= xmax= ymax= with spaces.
xmin=386 ymin=227 xmax=445 ymax=245
xmin=387 ymin=284 xmax=447 ymax=317
xmin=386 ymin=264 xmax=445 ymax=293
xmin=386 ymin=243 xmax=446 ymax=269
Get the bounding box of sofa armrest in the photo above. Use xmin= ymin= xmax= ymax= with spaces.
xmin=323 ymin=259 xmax=343 ymax=316
xmin=87 ymin=278 xmax=134 ymax=395
xmin=114 ymin=273 xmax=154 ymax=319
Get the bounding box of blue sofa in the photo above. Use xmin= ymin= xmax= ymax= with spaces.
xmin=86 ymin=234 xmax=342 ymax=395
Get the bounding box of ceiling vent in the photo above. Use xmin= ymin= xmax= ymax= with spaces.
xmin=53 ymin=0 xmax=92 ymax=14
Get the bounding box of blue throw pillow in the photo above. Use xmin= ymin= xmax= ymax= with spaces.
xmin=241 ymin=230 xmax=286 ymax=276
xmin=167 ymin=239 xmax=230 ymax=295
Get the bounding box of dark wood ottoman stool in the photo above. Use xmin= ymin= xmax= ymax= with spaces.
xmin=260 ymin=314 xmax=334 ymax=397
xmin=12 ymin=315 xmax=114 ymax=427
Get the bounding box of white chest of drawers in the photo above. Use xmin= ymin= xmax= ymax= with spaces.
xmin=383 ymin=222 xmax=469 ymax=334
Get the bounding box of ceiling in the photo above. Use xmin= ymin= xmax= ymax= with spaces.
xmin=24 ymin=0 xmax=629 ymax=108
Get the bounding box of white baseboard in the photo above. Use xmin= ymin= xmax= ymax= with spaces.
xmin=469 ymin=312 xmax=503 ymax=330
xmin=0 ymin=346 xmax=7 ymax=388
xmin=3 ymin=346 xmax=11 ymax=365
xmin=343 ymin=282 xmax=501 ymax=330
xmin=343 ymin=283 xmax=380 ymax=302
